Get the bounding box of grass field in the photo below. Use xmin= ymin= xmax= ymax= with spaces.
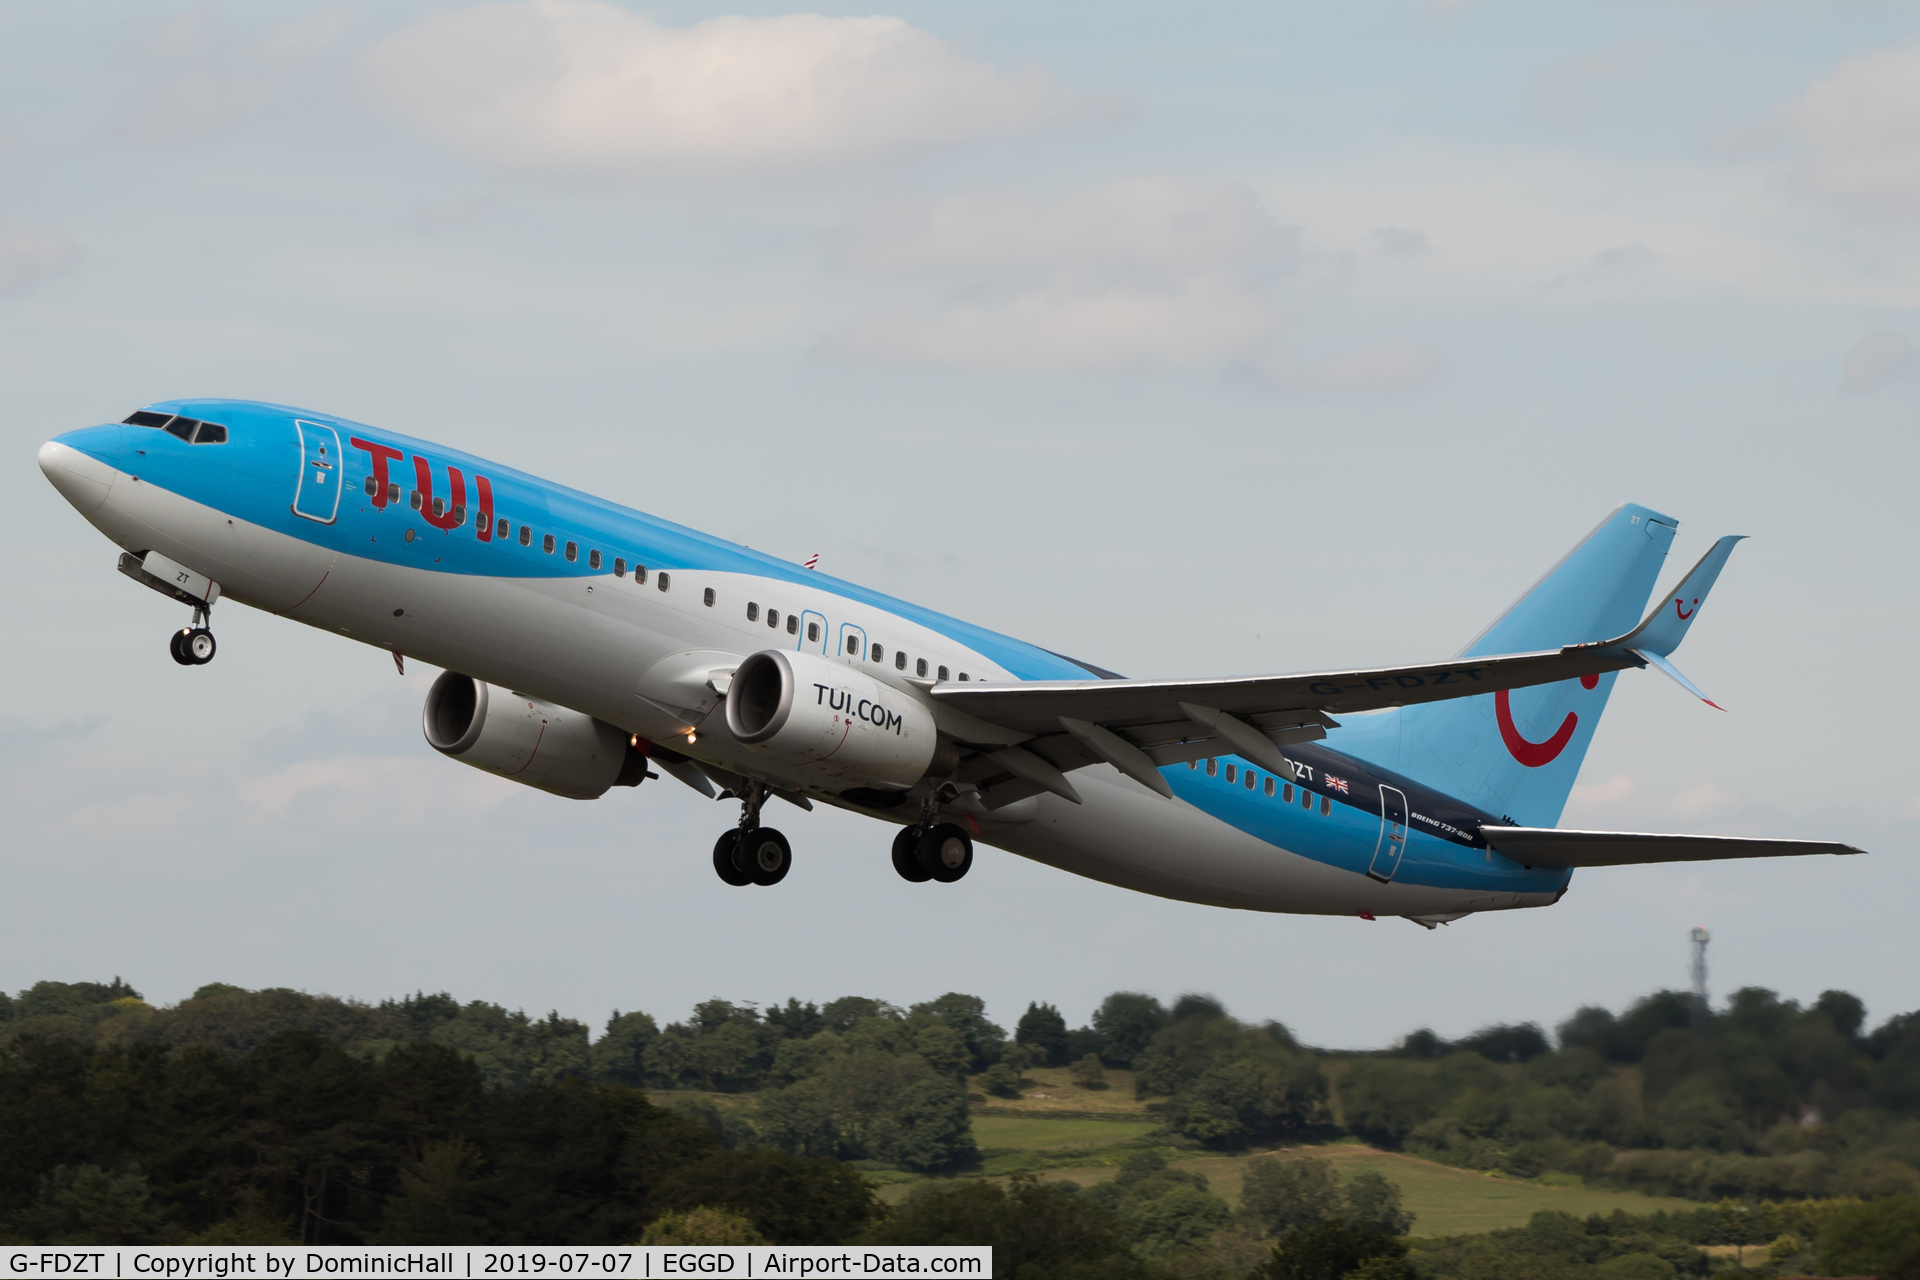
xmin=973 ymin=1116 xmax=1162 ymax=1150
xmin=1021 ymin=1143 xmax=1699 ymax=1236
xmin=966 ymin=1066 xmax=1152 ymax=1115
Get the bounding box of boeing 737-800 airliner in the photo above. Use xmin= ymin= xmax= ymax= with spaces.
xmin=38 ymin=401 xmax=1859 ymax=925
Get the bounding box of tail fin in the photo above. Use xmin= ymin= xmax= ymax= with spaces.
xmin=1333 ymin=503 xmax=1678 ymax=827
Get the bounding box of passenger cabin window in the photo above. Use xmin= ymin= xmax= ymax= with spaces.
xmin=365 ymin=477 xmax=378 ymax=496
xmin=635 ymin=565 xmax=647 ymax=584
xmin=746 ymin=603 xmax=760 ymax=622
xmin=518 ymin=525 xmax=532 ymax=546
xmin=452 ymin=505 xmax=465 ymax=525
xmin=767 ymin=609 xmax=779 ymax=628
xmin=703 ymin=587 xmax=715 ymax=607
xmin=497 ymin=518 xmax=509 ymax=539
xmin=847 ymin=635 xmax=859 ymax=655
xmin=432 ymin=497 xmax=446 ymax=518
xmin=959 ymin=673 xmax=970 ymax=681
xmin=1206 ymin=758 xmax=1218 ymax=777
xmin=1321 ymin=795 xmax=1331 ymax=816
xmin=937 ymin=666 xmax=949 ymax=681
xmin=1245 ymin=771 xmax=1257 ymax=790
xmin=807 ymin=621 xmax=820 ymax=642
xmin=388 ymin=482 xmax=400 ymax=505
xmin=123 ymin=411 xmax=172 ymax=428
xmin=543 ymin=534 xmax=556 ymax=554
xmin=1264 ymin=777 xmax=1276 ymax=796
xmin=565 ymin=541 xmax=578 ymax=562
xmin=193 ymin=423 xmax=227 ymax=444
xmin=164 ymin=417 xmax=197 ymax=441
xmin=589 ymin=550 xmax=601 ymax=570
xmin=916 ymin=659 xmax=928 ymax=676
xmin=1300 ymin=788 xmax=1311 ymax=810
xmin=1225 ymin=764 xmax=1236 ymax=783
xmin=410 ymin=490 xmax=424 ymax=511
xmin=871 ymin=643 xmax=883 ymax=662
xmin=1283 ymin=783 xmax=1293 ymax=803
xmin=895 ymin=651 xmax=907 ymax=670
xmin=614 ymin=558 xmax=625 ymax=577
xmin=658 ymin=572 xmax=670 ymax=591
xmin=787 ymin=615 xmax=799 ymax=635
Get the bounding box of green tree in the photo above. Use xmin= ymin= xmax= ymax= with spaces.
xmin=657 ymin=1149 xmax=877 ymax=1245
xmin=1069 ymin=1054 xmax=1106 ymax=1090
xmin=1816 ymin=1198 xmax=1920 ymax=1279
xmin=590 ymin=1011 xmax=659 ymax=1087
xmin=874 ymin=1077 xmax=978 ymax=1173
xmin=372 ymin=1138 xmax=488 ymax=1245
xmin=638 ymin=1206 xmax=765 ymax=1245
xmin=1341 ymin=1171 xmax=1414 ymax=1237
xmin=1240 ymin=1158 xmax=1345 ymax=1236
xmin=1250 ymin=1219 xmax=1413 ymax=1280
xmin=1015 ymin=1003 xmax=1071 ymax=1068
xmin=913 ymin=1025 xmax=970 ymax=1079
xmin=16 ymin=1164 xmax=166 ymax=1244
xmin=1091 ymin=993 xmax=1167 ymax=1069
xmin=862 ymin=1174 xmax=1145 ymax=1279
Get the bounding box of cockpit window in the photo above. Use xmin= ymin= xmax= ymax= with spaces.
xmin=124 ymin=411 xmax=173 ymax=428
xmin=164 ymin=417 xmax=197 ymax=442
xmin=192 ymin=423 xmax=228 ymax=444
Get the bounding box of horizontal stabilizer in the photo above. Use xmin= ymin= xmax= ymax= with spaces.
xmin=1483 ymin=827 xmax=1865 ymax=868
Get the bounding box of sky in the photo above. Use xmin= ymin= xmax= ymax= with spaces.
xmin=2 ymin=0 xmax=1916 ymax=1050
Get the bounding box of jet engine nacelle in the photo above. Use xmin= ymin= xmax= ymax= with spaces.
xmin=423 ymin=672 xmax=649 ymax=800
xmin=725 ymin=648 xmax=942 ymax=790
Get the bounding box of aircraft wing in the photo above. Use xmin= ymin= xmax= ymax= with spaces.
xmin=924 ymin=536 xmax=1745 ymax=808
xmin=1481 ymin=828 xmax=1866 ymax=868
xmin=926 ymin=644 xmax=1644 ymax=806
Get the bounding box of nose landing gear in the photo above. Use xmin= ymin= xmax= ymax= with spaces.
xmin=168 ymin=607 xmax=217 ymax=666
xmin=712 ymin=780 xmax=793 ymax=887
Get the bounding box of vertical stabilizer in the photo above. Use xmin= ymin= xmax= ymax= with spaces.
xmin=1332 ymin=504 xmax=1677 ymax=827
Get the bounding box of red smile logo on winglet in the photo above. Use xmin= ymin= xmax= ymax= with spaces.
xmin=1675 ymin=597 xmax=1698 ymax=620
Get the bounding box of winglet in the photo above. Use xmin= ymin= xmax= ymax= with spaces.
xmin=1603 ymin=535 xmax=1746 ymax=658
xmin=1632 ymin=648 xmax=1726 ymax=711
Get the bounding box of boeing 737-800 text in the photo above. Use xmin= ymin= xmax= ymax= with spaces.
xmin=37 ymin=400 xmax=1861 ymax=925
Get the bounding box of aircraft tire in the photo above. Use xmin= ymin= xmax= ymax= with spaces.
xmin=186 ymin=628 xmax=217 ymax=664
xmin=169 ymin=629 xmax=194 ymax=666
xmin=740 ymin=828 xmax=791 ymax=886
xmin=712 ymin=830 xmax=752 ymax=886
xmin=891 ymin=826 xmax=931 ymax=883
xmin=917 ymin=823 xmax=973 ymax=884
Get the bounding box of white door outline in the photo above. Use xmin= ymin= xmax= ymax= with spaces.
xmin=292 ymin=420 xmax=343 ymax=524
xmin=1368 ymin=785 xmax=1411 ymax=883
xmin=798 ymin=610 xmax=828 ymax=654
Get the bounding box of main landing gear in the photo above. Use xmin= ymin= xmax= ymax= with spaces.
xmin=891 ymin=819 xmax=974 ymax=884
xmin=168 ymin=606 xmax=217 ymax=667
xmin=712 ymin=780 xmax=792 ymax=887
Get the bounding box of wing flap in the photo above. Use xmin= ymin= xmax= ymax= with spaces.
xmin=1483 ymin=827 xmax=1866 ymax=868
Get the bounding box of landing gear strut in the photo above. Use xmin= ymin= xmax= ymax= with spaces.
xmin=712 ymin=780 xmax=792 ymax=887
xmin=169 ymin=605 xmax=217 ymax=666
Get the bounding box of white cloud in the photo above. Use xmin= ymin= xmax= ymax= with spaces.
xmin=1533 ymin=40 xmax=1654 ymax=131
xmin=1841 ymin=331 xmax=1917 ymax=394
xmin=364 ymin=1 xmax=1089 ymax=180
xmin=111 ymin=6 xmax=360 ymax=145
xmin=1778 ymin=43 xmax=1920 ymax=223
xmin=0 ymin=223 xmax=80 ymax=297
xmin=825 ymin=278 xmax=1278 ymax=373
xmin=838 ymin=179 xmax=1291 ymax=275
xmin=1235 ymin=338 xmax=1444 ymax=394
xmin=826 ymin=179 xmax=1290 ymax=372
xmin=1564 ymin=774 xmax=1634 ymax=822
xmin=1368 ymin=226 xmax=1430 ymax=257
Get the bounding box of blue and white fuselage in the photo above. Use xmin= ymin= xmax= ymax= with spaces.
xmin=37 ymin=399 xmax=1858 ymax=924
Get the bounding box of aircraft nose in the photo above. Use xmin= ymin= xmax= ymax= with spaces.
xmin=39 ymin=432 xmax=120 ymax=515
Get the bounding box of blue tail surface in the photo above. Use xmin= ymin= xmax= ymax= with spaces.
xmin=1331 ymin=503 xmax=1678 ymax=827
